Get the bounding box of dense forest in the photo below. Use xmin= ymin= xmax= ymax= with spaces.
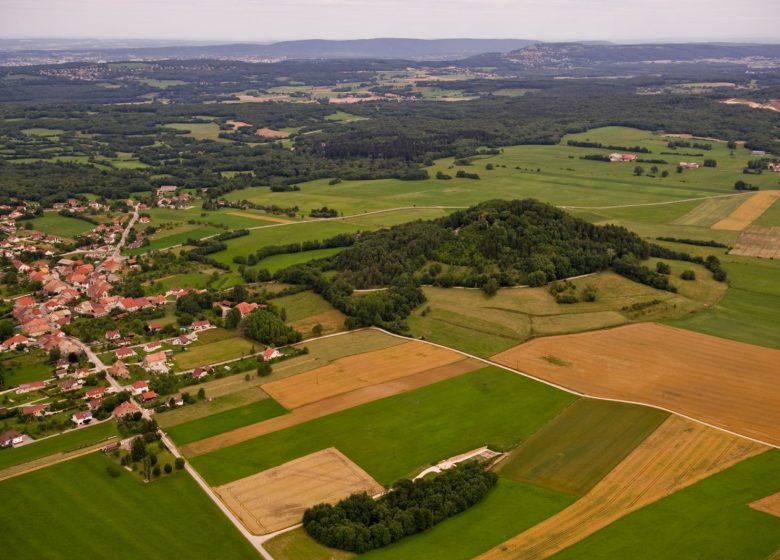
xmin=304 ymin=463 xmax=497 ymax=553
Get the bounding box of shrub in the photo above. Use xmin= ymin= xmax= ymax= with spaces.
xmin=656 ymin=261 xmax=671 ymax=275
xmin=164 ymin=463 xmax=173 ymax=474
xmin=152 ymin=465 xmax=161 ymax=477
xmin=681 ymin=270 xmax=696 ymax=281
xmin=175 ymin=457 xmax=185 ymax=470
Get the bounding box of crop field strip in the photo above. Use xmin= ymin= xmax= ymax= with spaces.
xmin=216 ymin=448 xmax=383 ymax=535
xmin=711 ymin=190 xmax=780 ymax=231
xmin=492 ymin=322 xmax=780 ymax=447
xmin=477 ymin=415 xmax=767 ymax=560
xmin=751 ymin=492 xmax=780 ymax=518
xmin=730 ymin=226 xmax=780 ymax=259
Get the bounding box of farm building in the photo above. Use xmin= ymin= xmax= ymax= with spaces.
xmin=678 ymin=162 xmax=700 ymax=169
xmin=71 ymin=410 xmax=92 ymax=425
xmin=108 ymin=360 xmax=130 ymax=379
xmin=115 ymin=347 xmax=137 ymax=360
xmin=263 ymin=347 xmax=282 ymax=361
xmin=609 ymin=153 xmax=638 ymax=162
xmin=0 ymin=430 xmax=24 ymax=448
xmin=142 ymin=352 xmax=169 ymax=373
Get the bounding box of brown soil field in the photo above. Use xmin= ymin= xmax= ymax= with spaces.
xmin=711 ymin=190 xmax=780 ymax=231
xmin=216 ymin=448 xmax=382 ymax=535
xmin=255 ymin=127 xmax=290 ymax=138
xmin=751 ymin=492 xmax=780 ymax=519
xmin=730 ymin=226 xmax=780 ymax=259
xmin=225 ymin=119 xmax=250 ymax=130
xmin=478 ymin=416 xmax=766 ymax=560
xmin=225 ymin=211 xmax=293 ymax=224
xmin=181 ymin=358 xmax=482 ymax=457
xmin=262 ymin=341 xmax=467 ymax=409
xmin=492 ymin=323 xmax=780 ymax=446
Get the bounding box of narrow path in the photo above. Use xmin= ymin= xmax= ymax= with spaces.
xmin=0 ymin=437 xmax=117 ymax=482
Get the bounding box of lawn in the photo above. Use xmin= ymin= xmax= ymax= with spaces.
xmin=144 ymin=271 xmax=212 ymax=294
xmin=0 ymin=350 xmax=52 ymax=387
xmin=0 ymin=453 xmax=259 ymax=559
xmin=553 ymin=450 xmax=780 ymax=560
xmin=0 ymin=420 xmax=118 ymax=471
xmin=266 ymin=478 xmax=575 ymax=560
xmin=166 ymin=398 xmax=287 ymax=445
xmin=27 ymin=212 xmax=95 ymax=238
xmin=497 ymin=399 xmax=668 ymax=495
xmin=173 ymin=329 xmax=258 ymax=370
xmin=190 ymin=366 xmax=576 ymax=486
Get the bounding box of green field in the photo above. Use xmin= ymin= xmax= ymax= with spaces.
xmin=145 ymin=271 xmax=212 ymax=293
xmin=166 ymin=398 xmax=287 ymax=445
xmin=21 ymin=127 xmax=64 ymax=137
xmin=190 ymin=366 xmax=576 ymax=486
xmin=173 ymin=329 xmax=258 ymax=370
xmin=157 ymin=386 xmax=269 ymax=428
xmin=324 ymin=110 xmax=368 ymax=123
xmin=754 ymin=198 xmax=780 ymax=226
xmin=255 ymin=247 xmax=344 ymax=273
xmin=0 ymin=453 xmax=259 ymax=559
xmin=128 ymin=226 xmax=222 ymax=254
xmin=554 ymin=450 xmax=780 ymax=560
xmin=498 ymin=400 xmax=668 ymax=496
xmin=0 ymin=420 xmax=118 ymax=471
xmin=271 ymin=290 xmax=346 ymax=336
xmin=267 ymin=478 xmax=575 ymax=560
xmin=0 ymin=350 xmax=52 ymax=387
xmin=27 ymin=212 xmax=95 ymax=238
xmin=162 ymin=122 xmax=225 ymax=141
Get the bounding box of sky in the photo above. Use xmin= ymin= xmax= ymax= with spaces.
xmin=0 ymin=0 xmax=778 ymax=43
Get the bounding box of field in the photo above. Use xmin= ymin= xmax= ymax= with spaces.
xmin=172 ymin=328 xmax=258 ymax=370
xmin=492 ymin=323 xmax=780 ymax=446
xmin=261 ymin=340 xmax=469 ymax=409
xmin=478 ymin=416 xmax=766 ymax=560
xmin=0 ymin=350 xmax=52 ymax=387
xmin=267 ymin=479 xmax=575 ymax=560
xmin=754 ymin=198 xmax=780 ymax=226
xmin=162 ymin=122 xmax=225 ymax=141
xmin=407 ymin=269 xmax=724 ymax=356
xmin=751 ymin=491 xmax=780 ymax=518
xmin=165 ymin=398 xmax=287 ymax=445
xmin=216 ymin=448 xmax=383 ymax=534
xmin=27 ymin=212 xmax=95 ymax=238
xmin=730 ymin=226 xmax=780 ymax=259
xmin=0 ymin=453 xmax=259 ymax=559
xmin=554 ymin=450 xmax=780 ymax=560
xmin=497 ymin=400 xmax=668 ymax=496
xmin=0 ymin=420 xmax=117 ymax=472
xmin=670 ymin=194 xmax=749 ymax=226
xmin=712 ymin=190 xmax=780 ymax=230
xmin=255 ymin=247 xmax=343 ymax=273
xmin=189 ymin=366 xmax=576 ymax=486
xmin=271 ymin=289 xmax=347 ymax=337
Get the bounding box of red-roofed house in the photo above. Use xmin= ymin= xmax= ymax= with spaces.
xmin=142 ymin=352 xmax=169 ymax=373
xmin=172 ymin=334 xmax=195 ymax=346
xmin=108 ymin=360 xmax=130 ymax=379
xmin=105 ymin=330 xmax=121 ymax=341
xmin=143 ymin=340 xmax=162 ymax=353
xmin=141 ymin=390 xmax=157 ymax=402
xmin=115 ymin=347 xmax=137 ymax=360
xmin=1 ymin=334 xmax=31 ymax=351
xmin=262 ymin=347 xmax=282 ymax=361
xmin=191 ymin=367 xmax=210 ymax=380
xmin=113 ymin=400 xmax=141 ymax=418
xmin=192 ymin=320 xmax=212 ymax=331
xmin=236 ymin=302 xmax=259 ymax=317
xmin=71 ymin=410 xmax=92 ymax=425
xmin=87 ymin=398 xmax=103 ymax=411
xmin=22 ymin=404 xmax=47 ymax=417
xmin=16 ymin=381 xmax=46 ymax=394
xmin=130 ymin=380 xmax=149 ymax=395
xmin=0 ymin=430 xmax=24 ymax=448
xmin=84 ymin=387 xmax=107 ymax=400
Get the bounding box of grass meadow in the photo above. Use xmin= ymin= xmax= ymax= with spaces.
xmin=28 ymin=212 xmax=95 ymax=238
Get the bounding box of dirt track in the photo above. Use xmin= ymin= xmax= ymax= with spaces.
xmin=216 ymin=448 xmax=382 ymax=535
xmin=0 ymin=440 xmax=115 ymax=482
xmin=478 ymin=416 xmax=766 ymax=560
xmin=181 ymin=358 xmax=482 ymax=457
xmin=711 ymin=190 xmax=780 ymax=231
xmin=225 ymin=211 xmax=293 ymax=224
xmin=263 ymin=341 xmax=466 ymax=409
xmin=492 ymin=323 xmax=780 ymax=447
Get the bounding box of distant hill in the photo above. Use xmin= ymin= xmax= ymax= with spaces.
xmin=0 ymin=38 xmax=538 ymax=65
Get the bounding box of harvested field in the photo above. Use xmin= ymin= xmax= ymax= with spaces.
xmin=672 ymin=194 xmax=749 ymax=227
xmin=262 ymin=341 xmax=467 ymax=409
xmin=225 ymin=119 xmax=250 ymax=130
xmin=255 ymin=127 xmax=290 ymax=138
xmin=478 ymin=416 xmax=767 ymax=560
xmin=183 ymin=358 xmax=482 ymax=456
xmin=497 ymin=400 xmax=668 ymax=496
xmin=492 ymin=323 xmax=780 ymax=446
xmin=215 ymin=448 xmax=382 ymax=535
xmin=711 ymin=190 xmax=780 ymax=231
xmin=225 ymin=211 xmax=293 ymax=224
xmin=730 ymin=226 xmax=780 ymax=259
xmin=751 ymin=492 xmax=780 ymax=519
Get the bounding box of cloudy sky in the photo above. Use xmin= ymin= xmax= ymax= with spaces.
xmin=1 ymin=0 xmax=778 ymax=43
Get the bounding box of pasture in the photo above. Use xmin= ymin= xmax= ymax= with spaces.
xmin=497 ymin=399 xmax=668 ymax=495
xmin=478 ymin=416 xmax=765 ymax=560
xmin=553 ymin=450 xmax=780 ymax=560
xmin=0 ymin=453 xmax=259 ymax=559
xmin=190 ymin=366 xmax=576 ymax=486
xmin=27 ymin=212 xmax=95 ymax=238
xmin=0 ymin=350 xmax=52 ymax=387
xmin=166 ymin=398 xmax=287 ymax=445
xmin=271 ymin=289 xmax=347 ymax=337
xmin=217 ymin=448 xmax=383 ymax=534
xmin=173 ymin=328 xmax=258 ymax=370
xmin=492 ymin=323 xmax=780 ymax=446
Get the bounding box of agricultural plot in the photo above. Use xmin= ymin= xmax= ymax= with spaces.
xmin=492 ymin=323 xmax=780 ymax=446
xmin=172 ymin=328 xmax=258 ymax=370
xmin=478 ymin=416 xmax=766 ymax=560
xmin=27 ymin=212 xmax=95 ymax=238
xmin=165 ymin=398 xmax=287 ymax=445
xmin=671 ymin=194 xmax=749 ymax=227
xmin=0 ymin=350 xmax=51 ymax=387
xmin=271 ymin=289 xmax=347 ymax=336
xmin=189 ymin=367 xmax=576 ymax=486
xmin=497 ymin=400 xmax=668 ymax=496
xmin=216 ymin=448 xmax=383 ymax=535
xmin=730 ymin=226 xmax=780 ymax=259
xmin=0 ymin=453 xmax=259 ymax=559
xmin=157 ymin=385 xmax=269 ymax=428
xmin=754 ymin=198 xmax=780 ymax=226
xmin=554 ymin=450 xmax=780 ymax=560
xmin=751 ymin=491 xmax=780 ymax=518
xmin=262 ymin=341 xmax=468 ymax=409
xmin=712 ymin=190 xmax=780 ymax=231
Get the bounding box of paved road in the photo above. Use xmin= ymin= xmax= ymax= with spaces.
xmin=114 ymin=203 xmax=140 ymax=257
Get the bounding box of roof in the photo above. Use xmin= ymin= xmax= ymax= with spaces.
xmin=73 ymin=410 xmax=92 ymax=420
xmin=262 ymin=347 xmax=279 ymax=359
xmin=0 ymin=430 xmax=22 ymax=441
xmin=131 ymin=380 xmax=149 ymax=389
xmin=3 ymin=334 xmax=28 ymax=345
xmin=143 ymin=351 xmax=167 ymax=363
xmin=142 ymin=390 xmax=157 ymax=400
xmin=113 ymin=401 xmax=140 ymax=417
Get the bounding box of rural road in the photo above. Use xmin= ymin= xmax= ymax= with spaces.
xmin=114 ymin=203 xmax=140 ymax=257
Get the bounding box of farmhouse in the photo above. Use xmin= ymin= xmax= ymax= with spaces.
xmin=236 ymin=302 xmax=260 ymax=317
xmin=262 ymin=347 xmax=282 ymax=361
xmin=113 ymin=400 xmax=141 ymax=418
xmin=192 ymin=320 xmax=212 ymax=331
xmin=71 ymin=410 xmax=92 ymax=425
xmin=115 ymin=347 xmax=137 ymax=360
xmin=678 ymin=162 xmax=700 ymax=169
xmin=0 ymin=430 xmax=24 ymax=448
xmin=769 ymin=163 xmax=780 ymax=172
xmin=1 ymin=334 xmax=31 ymax=351
xmin=16 ymin=381 xmax=46 ymax=394
xmin=609 ymin=153 xmax=638 ymax=162
xmin=142 ymin=352 xmax=169 ymax=373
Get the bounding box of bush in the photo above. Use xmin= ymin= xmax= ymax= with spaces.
xmin=175 ymin=457 xmax=185 ymax=470
xmin=152 ymin=465 xmax=161 ymax=477
xmin=164 ymin=463 xmax=173 ymax=474
xmin=680 ymin=270 xmax=696 ymax=281
xmin=656 ymin=261 xmax=671 ymax=275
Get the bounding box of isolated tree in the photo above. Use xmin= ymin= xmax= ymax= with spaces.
xmin=650 ymin=165 xmax=659 ymax=175
xmin=164 ymin=463 xmax=172 ymax=474
xmin=681 ymin=270 xmax=696 ymax=281
xmin=175 ymin=457 xmax=185 ymax=470
xmin=130 ymin=436 xmax=146 ymax=462
xmin=633 ymin=165 xmax=644 ymax=176
xmin=257 ymin=361 xmax=272 ymax=377
xmin=197 ymin=388 xmax=206 ymax=400
xmin=312 ymin=323 xmax=323 ymax=337
xmin=232 ymin=284 xmax=247 ymax=302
